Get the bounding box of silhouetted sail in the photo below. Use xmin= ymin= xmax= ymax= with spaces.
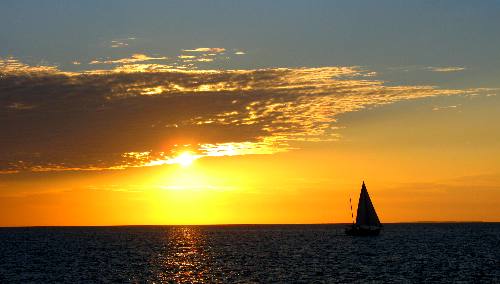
xmin=355 ymin=181 xmax=381 ymax=227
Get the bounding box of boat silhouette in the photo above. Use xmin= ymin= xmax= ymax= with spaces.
xmin=345 ymin=181 xmax=382 ymax=236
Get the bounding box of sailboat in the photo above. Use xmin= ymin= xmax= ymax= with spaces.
xmin=345 ymin=181 xmax=382 ymax=236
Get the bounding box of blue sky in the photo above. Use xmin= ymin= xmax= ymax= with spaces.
xmin=1 ymin=0 xmax=499 ymax=87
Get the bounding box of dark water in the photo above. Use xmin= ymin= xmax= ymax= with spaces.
xmin=0 ymin=224 xmax=498 ymax=283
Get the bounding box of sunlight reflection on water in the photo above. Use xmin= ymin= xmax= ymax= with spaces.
xmin=155 ymin=227 xmax=210 ymax=283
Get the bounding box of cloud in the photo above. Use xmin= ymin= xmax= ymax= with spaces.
xmin=432 ymin=105 xmax=460 ymax=111
xmin=89 ymin=53 xmax=168 ymax=65
xmin=109 ymin=37 xmax=136 ymax=48
xmin=0 ymin=57 xmax=59 ymax=75
xmin=0 ymin=57 xmax=480 ymax=173
xmin=111 ymin=41 xmax=128 ymax=48
xmin=196 ymin=58 xmax=214 ymax=62
xmin=176 ymin=51 xmax=225 ymax=65
xmin=6 ymin=102 xmax=36 ymax=110
xmin=183 ymin=47 xmax=226 ymax=53
xmin=388 ymin=66 xmax=466 ymax=73
xmin=426 ymin=66 xmax=465 ymax=72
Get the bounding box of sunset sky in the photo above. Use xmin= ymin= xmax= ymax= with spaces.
xmin=1 ymin=1 xmax=499 ymax=226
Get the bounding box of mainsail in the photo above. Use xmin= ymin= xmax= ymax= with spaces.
xmin=355 ymin=181 xmax=381 ymax=227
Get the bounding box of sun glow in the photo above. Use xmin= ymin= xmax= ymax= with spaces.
xmin=171 ymin=151 xmax=199 ymax=167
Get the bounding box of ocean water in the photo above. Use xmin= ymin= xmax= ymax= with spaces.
xmin=0 ymin=224 xmax=498 ymax=283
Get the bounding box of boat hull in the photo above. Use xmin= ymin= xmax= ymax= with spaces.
xmin=345 ymin=226 xmax=381 ymax=236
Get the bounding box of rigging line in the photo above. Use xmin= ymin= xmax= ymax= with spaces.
xmin=349 ymin=197 xmax=354 ymax=224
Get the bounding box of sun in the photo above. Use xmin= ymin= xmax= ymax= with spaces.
xmin=172 ymin=151 xmax=199 ymax=167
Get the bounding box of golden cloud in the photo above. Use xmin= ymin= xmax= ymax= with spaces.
xmin=0 ymin=57 xmax=487 ymax=173
xmin=89 ymin=54 xmax=168 ymax=65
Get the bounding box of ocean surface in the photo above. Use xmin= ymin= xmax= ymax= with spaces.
xmin=0 ymin=223 xmax=498 ymax=283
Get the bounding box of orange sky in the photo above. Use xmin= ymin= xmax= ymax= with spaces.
xmin=1 ymin=93 xmax=498 ymax=226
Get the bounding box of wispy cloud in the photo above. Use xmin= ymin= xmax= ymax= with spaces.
xmin=196 ymin=58 xmax=214 ymax=62
xmin=183 ymin=47 xmax=226 ymax=53
xmin=0 ymin=57 xmax=485 ymax=173
xmin=176 ymin=50 xmax=227 ymax=65
xmin=426 ymin=66 xmax=466 ymax=72
xmin=109 ymin=37 xmax=136 ymax=48
xmin=432 ymin=105 xmax=460 ymax=111
xmin=89 ymin=53 xmax=168 ymax=65
xmin=6 ymin=102 xmax=36 ymax=110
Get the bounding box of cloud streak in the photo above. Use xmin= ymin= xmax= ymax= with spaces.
xmin=183 ymin=47 xmax=226 ymax=53
xmin=432 ymin=105 xmax=460 ymax=111
xmin=426 ymin=66 xmax=466 ymax=72
xmin=89 ymin=54 xmax=168 ymax=65
xmin=109 ymin=37 xmax=136 ymax=48
xmin=0 ymin=57 xmax=482 ymax=173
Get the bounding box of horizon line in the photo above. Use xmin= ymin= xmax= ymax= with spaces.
xmin=0 ymin=221 xmax=496 ymax=228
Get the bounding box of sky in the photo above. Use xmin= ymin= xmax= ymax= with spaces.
xmin=1 ymin=0 xmax=499 ymax=226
